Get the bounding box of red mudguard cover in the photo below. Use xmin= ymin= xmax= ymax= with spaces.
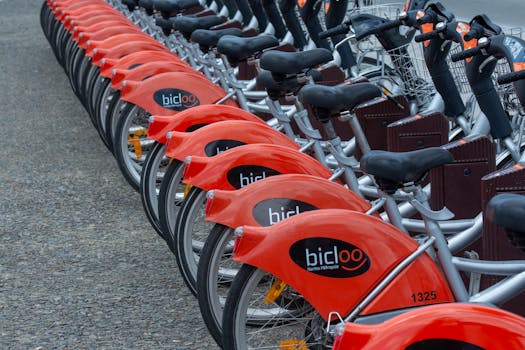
xmin=91 ymin=41 xmax=169 ymax=66
xmin=71 ymin=18 xmax=133 ymax=39
xmin=102 ymin=53 xmax=189 ymax=79
xmin=120 ymin=72 xmax=238 ymax=115
xmin=336 ymin=303 xmax=525 ymax=349
xmin=75 ymin=24 xmax=141 ymax=48
xmin=147 ymin=105 xmax=263 ymax=144
xmin=205 ymin=174 xmax=370 ymax=228
xmin=183 ymin=144 xmax=332 ymax=191
xmin=233 ymin=209 xmax=453 ymax=319
xmin=55 ymin=3 xmax=115 ymax=21
xmin=85 ymin=35 xmax=165 ymax=58
xmin=165 ymin=120 xmax=298 ymax=159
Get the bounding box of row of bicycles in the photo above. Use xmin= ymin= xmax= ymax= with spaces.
xmin=40 ymin=0 xmax=525 ymax=348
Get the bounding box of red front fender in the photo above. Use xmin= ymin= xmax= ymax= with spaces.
xmin=91 ymin=41 xmax=169 ymax=66
xmin=75 ymin=24 xmax=141 ymax=48
xmin=69 ymin=17 xmax=130 ymax=36
xmin=233 ymin=209 xmax=453 ymax=320
xmin=205 ymin=174 xmax=370 ymax=228
xmin=56 ymin=4 xmax=117 ymax=22
xmin=120 ymin=72 xmax=238 ymax=115
xmin=166 ymin=120 xmax=298 ymax=160
xmin=110 ymin=62 xmax=194 ymax=89
xmin=147 ymin=105 xmax=263 ymax=144
xmin=102 ymin=52 xmax=188 ymax=79
xmin=54 ymin=2 xmax=110 ymax=20
xmin=183 ymin=144 xmax=332 ymax=191
xmin=336 ymin=303 xmax=525 ymax=350
xmin=86 ymin=35 xmax=166 ymax=60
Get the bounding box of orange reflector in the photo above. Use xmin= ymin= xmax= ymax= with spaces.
xmin=264 ymin=279 xmax=287 ymax=304
xmin=279 ymin=339 xmax=308 ymax=350
xmin=183 ymin=184 xmax=192 ymax=198
xmin=128 ymin=134 xmax=142 ymax=159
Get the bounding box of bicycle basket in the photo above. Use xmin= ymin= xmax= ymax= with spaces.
xmin=385 ymin=42 xmax=435 ymax=107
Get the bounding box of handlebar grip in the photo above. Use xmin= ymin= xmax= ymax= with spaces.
xmin=356 ymin=19 xmax=401 ymax=41
xmin=319 ymin=23 xmax=349 ymax=39
xmin=497 ymin=70 xmax=525 ymax=85
xmin=450 ymin=46 xmax=483 ymax=62
xmin=414 ymin=31 xmax=438 ymax=42
xmin=416 ymin=12 xmax=434 ymax=25
xmin=464 ymin=27 xmax=481 ymax=42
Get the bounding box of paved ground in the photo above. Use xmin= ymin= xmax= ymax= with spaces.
xmin=0 ymin=1 xmax=219 ymax=349
xmin=1 ymin=1 xmax=524 ymax=349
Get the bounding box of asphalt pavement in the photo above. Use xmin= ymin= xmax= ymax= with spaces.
xmin=1 ymin=0 xmax=524 ymax=349
xmin=0 ymin=1 xmax=219 ymax=349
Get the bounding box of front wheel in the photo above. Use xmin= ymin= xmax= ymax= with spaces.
xmin=197 ymin=224 xmax=239 ymax=347
xmin=113 ymin=103 xmax=155 ymax=191
xmin=157 ymin=159 xmax=186 ymax=246
xmin=222 ymin=265 xmax=330 ymax=350
xmin=173 ymin=187 xmax=214 ymax=295
xmin=139 ymin=142 xmax=169 ymax=239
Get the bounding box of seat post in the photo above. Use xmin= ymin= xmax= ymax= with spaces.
xmin=340 ymin=111 xmax=371 ymax=154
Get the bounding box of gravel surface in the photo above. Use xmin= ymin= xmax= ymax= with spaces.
xmin=0 ymin=1 xmax=219 ymax=348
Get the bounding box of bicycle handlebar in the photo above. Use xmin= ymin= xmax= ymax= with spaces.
xmin=355 ymin=19 xmax=402 ymax=41
xmin=414 ymin=30 xmax=438 ymax=43
xmin=319 ymin=22 xmax=349 ymax=39
xmin=450 ymin=45 xmax=484 ymax=62
xmin=497 ymin=70 xmax=525 ymax=85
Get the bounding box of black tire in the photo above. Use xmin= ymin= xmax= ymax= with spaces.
xmin=157 ymin=159 xmax=186 ymax=245
xmin=93 ymin=80 xmax=115 ymax=149
xmin=139 ymin=141 xmax=169 ymax=239
xmin=173 ymin=186 xmax=214 ymax=295
xmin=104 ymin=90 xmax=125 ymax=154
xmin=40 ymin=2 xmax=51 ymax=39
xmin=197 ymin=224 xmax=238 ymax=347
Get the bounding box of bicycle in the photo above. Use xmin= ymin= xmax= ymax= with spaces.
xmin=220 ymin=144 xmax=525 ymax=349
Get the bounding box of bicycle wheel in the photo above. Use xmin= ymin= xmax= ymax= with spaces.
xmin=197 ymin=224 xmax=239 ymax=347
xmin=173 ymin=187 xmax=214 ymax=295
xmin=104 ymin=90 xmax=126 ymax=153
xmin=157 ymin=159 xmax=186 ymax=245
xmin=113 ymin=103 xmax=154 ymax=190
xmin=139 ymin=141 xmax=169 ymax=239
xmin=94 ymin=80 xmax=116 ymax=149
xmin=222 ymin=264 xmax=329 ymax=350
xmin=87 ymin=74 xmax=107 ymax=125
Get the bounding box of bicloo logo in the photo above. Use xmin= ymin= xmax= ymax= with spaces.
xmin=226 ymin=165 xmax=281 ymax=189
xmin=204 ymin=140 xmax=246 ymax=157
xmin=252 ymin=198 xmax=318 ymax=226
xmin=153 ymin=88 xmax=200 ymax=111
xmin=289 ymin=238 xmax=370 ymax=278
